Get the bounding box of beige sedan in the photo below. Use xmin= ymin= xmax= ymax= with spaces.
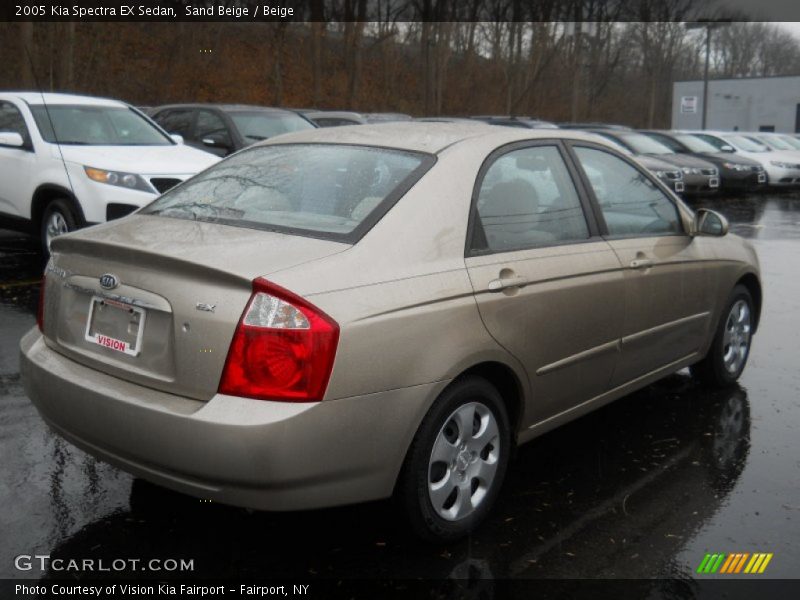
xmin=21 ymin=124 xmax=761 ymax=541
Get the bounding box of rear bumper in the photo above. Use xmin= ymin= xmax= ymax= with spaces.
xmin=20 ymin=328 xmax=444 ymax=511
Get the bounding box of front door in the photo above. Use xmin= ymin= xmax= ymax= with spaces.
xmin=570 ymin=145 xmax=715 ymax=387
xmin=465 ymin=142 xmax=625 ymax=426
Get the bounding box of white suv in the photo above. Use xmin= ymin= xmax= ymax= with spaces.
xmin=0 ymin=92 xmax=219 ymax=251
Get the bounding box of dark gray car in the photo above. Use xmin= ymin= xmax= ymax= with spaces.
xmin=592 ymin=130 xmax=720 ymax=196
xmin=640 ymin=131 xmax=767 ymax=193
xmin=151 ymin=104 xmax=316 ymax=157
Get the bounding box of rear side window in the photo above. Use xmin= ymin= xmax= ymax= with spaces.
xmin=574 ymin=147 xmax=682 ymax=237
xmin=142 ymin=144 xmax=433 ymax=242
xmin=471 ymin=145 xmax=590 ymax=254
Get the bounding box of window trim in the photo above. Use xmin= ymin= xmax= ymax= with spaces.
xmin=563 ymin=140 xmax=688 ymax=240
xmin=465 ymin=139 xmax=600 ymax=258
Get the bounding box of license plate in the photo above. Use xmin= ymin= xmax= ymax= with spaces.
xmin=84 ymin=296 xmax=146 ymax=357
xmin=758 ymin=173 xmax=767 ymax=183
xmin=709 ymin=177 xmax=720 ymax=188
xmin=675 ymin=181 xmax=685 ymax=193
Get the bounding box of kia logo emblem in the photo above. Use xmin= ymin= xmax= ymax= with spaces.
xmin=99 ymin=273 xmax=119 ymax=290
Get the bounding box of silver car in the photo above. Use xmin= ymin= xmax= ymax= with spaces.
xmin=21 ymin=124 xmax=761 ymax=541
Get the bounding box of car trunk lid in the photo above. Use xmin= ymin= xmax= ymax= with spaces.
xmin=43 ymin=214 xmax=349 ymax=400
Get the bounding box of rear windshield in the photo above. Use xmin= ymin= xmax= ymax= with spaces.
xmin=228 ymin=111 xmax=314 ymax=142
xmin=142 ymin=144 xmax=433 ymax=242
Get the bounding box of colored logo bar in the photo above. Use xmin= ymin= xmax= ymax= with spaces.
xmin=696 ymin=552 xmax=773 ymax=574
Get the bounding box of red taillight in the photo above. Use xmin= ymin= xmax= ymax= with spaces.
xmin=37 ymin=275 xmax=46 ymax=332
xmin=218 ymin=278 xmax=339 ymax=402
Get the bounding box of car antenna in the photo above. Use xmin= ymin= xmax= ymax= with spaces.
xmin=22 ymin=42 xmax=78 ymax=208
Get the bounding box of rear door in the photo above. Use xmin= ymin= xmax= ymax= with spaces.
xmin=465 ymin=141 xmax=625 ymax=426
xmin=568 ymin=143 xmax=716 ymax=386
xmin=0 ymin=100 xmax=35 ymax=217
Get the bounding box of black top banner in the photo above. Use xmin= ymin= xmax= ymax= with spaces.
xmin=4 ymin=0 xmax=800 ymax=23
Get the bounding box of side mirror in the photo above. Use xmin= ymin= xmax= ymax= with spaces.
xmin=0 ymin=132 xmax=24 ymax=148
xmin=720 ymin=145 xmax=735 ymax=153
xmin=693 ymin=208 xmax=729 ymax=237
xmin=201 ymin=133 xmax=229 ymax=148
xmin=170 ymin=134 xmax=184 ymax=144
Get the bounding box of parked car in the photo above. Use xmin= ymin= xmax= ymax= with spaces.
xmin=150 ymin=104 xmax=316 ymax=157
xmin=22 ymin=124 xmax=761 ymax=542
xmin=590 ymin=130 xmax=719 ymax=196
xmin=303 ymin=111 xmax=368 ymax=127
xmin=0 ymin=92 xmax=219 ymax=251
xmin=584 ymin=132 xmax=685 ymax=194
xmin=682 ymin=131 xmax=800 ymax=187
xmin=471 ymin=116 xmax=559 ymax=129
xmin=638 ymin=130 xmax=767 ymax=193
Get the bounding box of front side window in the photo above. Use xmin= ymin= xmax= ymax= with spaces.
xmin=142 ymin=144 xmax=431 ymax=242
xmin=155 ymin=109 xmax=194 ymax=138
xmin=574 ymin=147 xmax=682 ymax=237
xmin=30 ymin=105 xmax=172 ymax=145
xmin=195 ymin=110 xmax=232 ymax=148
xmin=0 ymin=101 xmax=31 ymax=146
xmin=471 ymin=145 xmax=590 ymax=253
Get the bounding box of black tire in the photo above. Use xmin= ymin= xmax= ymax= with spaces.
xmin=691 ymin=285 xmax=754 ymax=387
xmin=396 ymin=376 xmax=511 ymax=542
xmin=40 ymin=198 xmax=79 ymax=255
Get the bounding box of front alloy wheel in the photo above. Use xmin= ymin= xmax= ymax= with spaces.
xmin=721 ymin=299 xmax=751 ymax=376
xmin=40 ymin=198 xmax=79 ymax=255
xmin=691 ymin=284 xmax=755 ymax=387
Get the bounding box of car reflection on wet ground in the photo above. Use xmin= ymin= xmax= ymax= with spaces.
xmin=0 ymin=192 xmax=798 ymax=584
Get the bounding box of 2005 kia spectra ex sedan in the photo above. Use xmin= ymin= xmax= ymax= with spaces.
xmin=21 ymin=124 xmax=762 ymax=541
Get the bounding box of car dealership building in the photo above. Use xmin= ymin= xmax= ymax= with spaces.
xmin=672 ymin=75 xmax=800 ymax=133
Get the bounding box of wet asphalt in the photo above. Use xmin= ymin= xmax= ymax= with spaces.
xmin=0 ymin=193 xmax=798 ymax=586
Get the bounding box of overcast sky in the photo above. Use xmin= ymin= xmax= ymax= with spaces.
xmin=719 ymin=0 xmax=800 ymax=20
xmin=778 ymin=22 xmax=800 ymax=39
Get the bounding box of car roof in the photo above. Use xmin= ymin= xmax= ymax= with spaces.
xmin=305 ymin=111 xmax=367 ymax=121
xmin=2 ymin=91 xmax=127 ymax=107
xmin=258 ymin=122 xmax=616 ymax=154
xmin=151 ymin=103 xmax=294 ymax=114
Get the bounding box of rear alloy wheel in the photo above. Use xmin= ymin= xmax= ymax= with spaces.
xmin=691 ymin=285 xmax=754 ymax=387
xmin=397 ymin=376 xmax=510 ymax=542
xmin=40 ymin=198 xmax=79 ymax=254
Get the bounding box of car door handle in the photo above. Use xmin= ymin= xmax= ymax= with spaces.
xmin=629 ymin=258 xmax=654 ymax=270
xmin=488 ymin=276 xmax=528 ymax=292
